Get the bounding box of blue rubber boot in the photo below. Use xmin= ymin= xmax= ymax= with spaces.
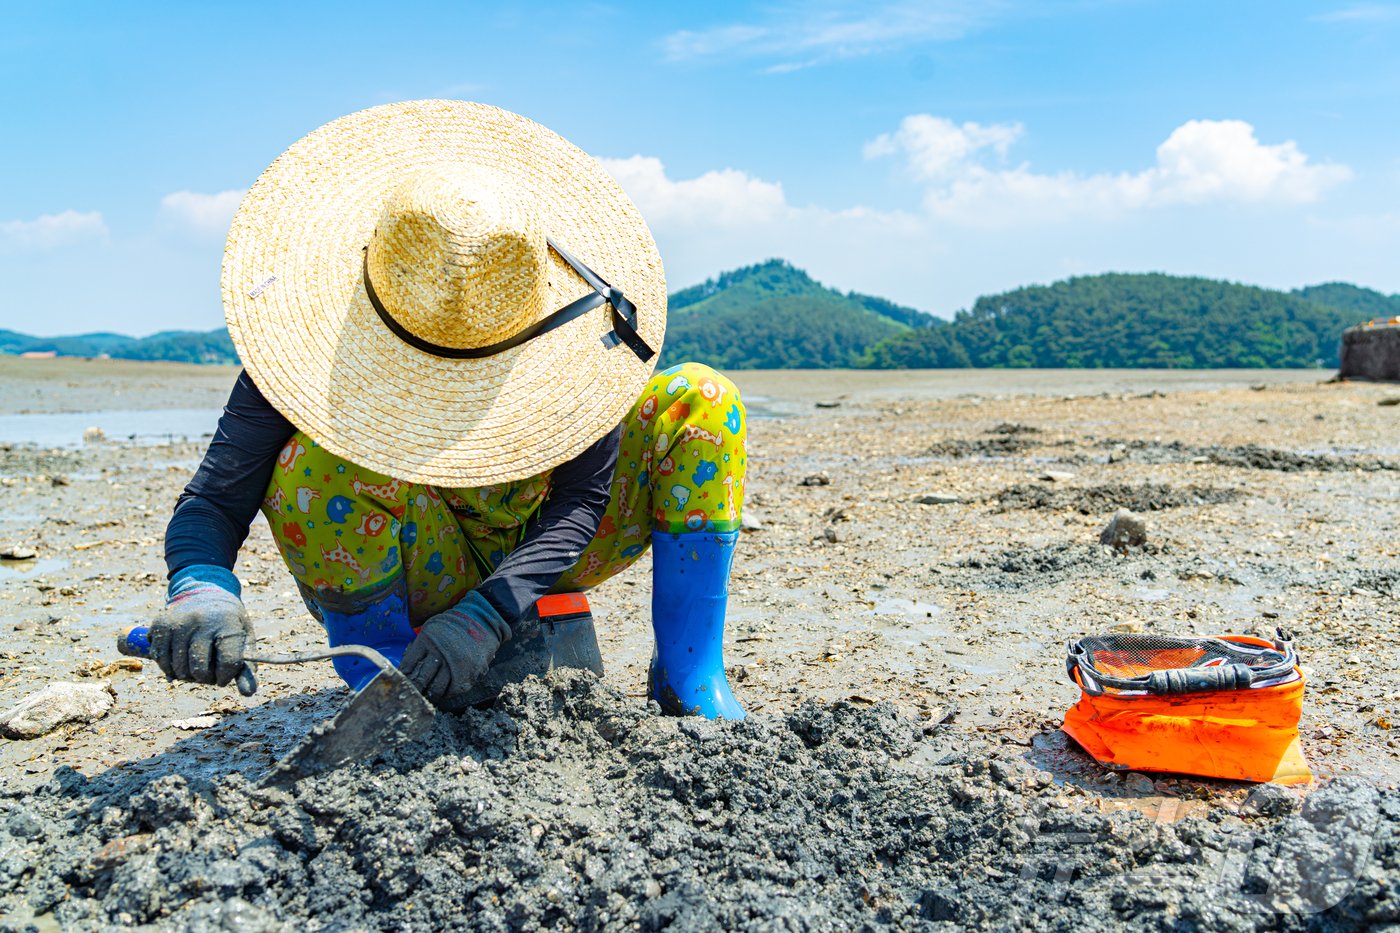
xmin=648 ymin=530 xmax=746 ymax=720
xmin=301 ymin=577 xmax=416 ymax=691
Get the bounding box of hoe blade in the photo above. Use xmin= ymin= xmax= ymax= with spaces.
xmin=259 ymin=648 xmax=436 ymax=787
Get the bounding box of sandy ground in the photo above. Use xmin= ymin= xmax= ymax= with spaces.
xmin=1 ymin=358 xmax=1398 ymax=927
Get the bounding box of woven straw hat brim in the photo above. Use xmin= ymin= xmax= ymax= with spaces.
xmin=222 ymin=100 xmax=666 ymax=488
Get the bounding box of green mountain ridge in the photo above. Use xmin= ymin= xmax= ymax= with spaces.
xmin=866 ymin=273 xmax=1394 ymax=370
xmin=3 ymin=264 xmax=1396 ymax=369
xmin=660 ymin=259 xmax=932 ymax=368
xmin=0 ymin=327 xmax=238 ymax=364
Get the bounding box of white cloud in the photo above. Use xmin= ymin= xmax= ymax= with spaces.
xmin=600 ymin=155 xmax=926 ymax=296
xmin=600 ymin=156 xmax=792 ymax=227
xmin=1313 ymin=4 xmax=1400 ymax=22
xmin=160 ymin=189 xmax=244 ymax=233
xmin=867 ymin=116 xmax=1351 ymax=225
xmin=0 ymin=210 xmax=107 ymax=249
xmin=661 ymin=2 xmax=997 ymax=71
xmin=864 ymin=116 xmax=1022 ymax=179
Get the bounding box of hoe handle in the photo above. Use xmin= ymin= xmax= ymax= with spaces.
xmin=118 ymin=625 xmax=259 ymax=697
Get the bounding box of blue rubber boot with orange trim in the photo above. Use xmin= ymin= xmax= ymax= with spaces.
xmin=648 ymin=529 xmax=746 ymax=720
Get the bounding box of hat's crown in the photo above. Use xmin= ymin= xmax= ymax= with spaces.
xmin=366 ymin=165 xmax=548 ymax=350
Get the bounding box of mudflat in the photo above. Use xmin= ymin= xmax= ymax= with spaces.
xmin=1 ymin=358 xmax=1397 ymax=929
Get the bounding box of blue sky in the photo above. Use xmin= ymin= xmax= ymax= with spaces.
xmin=2 ymin=0 xmax=1398 ymax=335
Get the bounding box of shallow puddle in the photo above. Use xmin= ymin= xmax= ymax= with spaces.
xmin=0 ymin=557 xmax=69 ymax=581
xmin=0 ymin=408 xmax=222 ymax=447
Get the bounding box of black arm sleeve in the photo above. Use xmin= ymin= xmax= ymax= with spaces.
xmin=164 ymin=370 xmax=296 ymax=577
xmin=474 ymin=424 xmax=620 ymax=622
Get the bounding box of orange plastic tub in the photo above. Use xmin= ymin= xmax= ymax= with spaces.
xmin=1061 ymin=634 xmax=1312 ymax=785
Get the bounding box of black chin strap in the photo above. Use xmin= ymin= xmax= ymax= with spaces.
xmin=363 ymin=237 xmax=657 ymax=363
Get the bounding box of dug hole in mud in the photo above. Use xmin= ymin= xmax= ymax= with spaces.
xmin=1 ymin=669 xmax=1396 ymax=931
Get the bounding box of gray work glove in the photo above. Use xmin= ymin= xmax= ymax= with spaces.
xmin=401 ymin=590 xmax=510 ymax=710
xmin=150 ymin=565 xmax=252 ymax=687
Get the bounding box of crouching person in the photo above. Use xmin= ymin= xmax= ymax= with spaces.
xmin=151 ymin=101 xmax=747 ymax=719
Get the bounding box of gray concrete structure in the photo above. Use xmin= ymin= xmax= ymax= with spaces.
xmin=1339 ymin=321 xmax=1400 ymax=381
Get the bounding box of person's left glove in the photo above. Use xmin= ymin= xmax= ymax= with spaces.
xmin=401 ymin=590 xmax=511 ymax=710
xmin=149 ymin=565 xmax=252 ymax=687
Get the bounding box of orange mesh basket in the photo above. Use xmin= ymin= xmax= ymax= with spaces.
xmin=1061 ymin=632 xmax=1311 ymax=785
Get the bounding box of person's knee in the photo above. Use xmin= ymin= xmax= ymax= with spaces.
xmin=653 ymin=363 xmax=745 ymax=437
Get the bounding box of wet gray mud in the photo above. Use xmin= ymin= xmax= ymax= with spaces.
xmin=2 ymin=671 xmax=1397 ymax=932
xmin=992 ymin=481 xmax=1241 ymax=513
xmin=1096 ymin=439 xmax=1399 ymax=472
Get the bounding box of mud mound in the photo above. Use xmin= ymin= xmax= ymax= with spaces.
xmin=1353 ymin=569 xmax=1400 ymax=596
xmin=2 ymin=672 xmax=1396 ymax=930
xmin=1100 ymin=439 xmax=1399 ymax=472
xmin=953 ymin=542 xmax=1112 ymax=589
xmin=993 ymin=482 xmax=1240 ymax=513
xmin=946 ymin=542 xmax=1180 ymax=591
xmin=925 ymin=435 xmax=1037 ymax=458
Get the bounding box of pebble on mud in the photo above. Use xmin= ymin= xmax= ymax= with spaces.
xmin=0 ymin=545 xmax=37 ymax=560
xmin=799 ymin=472 xmax=831 ymax=486
xmin=0 ymin=682 xmax=116 ymax=739
xmin=1099 ymin=508 xmax=1148 ymax=551
xmin=915 ymin=493 xmax=960 ymax=505
xmin=1122 ymin=772 xmax=1156 ymax=794
xmin=1039 ymin=470 xmax=1076 ymax=483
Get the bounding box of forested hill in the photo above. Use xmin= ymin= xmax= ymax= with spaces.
xmin=660 ymin=259 xmax=933 ymax=368
xmin=862 ymin=273 xmax=1391 ymax=370
xmin=0 ymin=328 xmax=237 ymax=364
xmin=1292 ymin=282 xmax=1400 ymax=321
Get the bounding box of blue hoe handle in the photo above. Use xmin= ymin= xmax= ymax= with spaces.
xmin=117 ymin=625 xmax=258 ymax=696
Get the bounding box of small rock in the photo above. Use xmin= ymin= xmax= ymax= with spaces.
xmin=740 ymin=512 xmax=764 ymax=532
xmin=0 ymin=545 xmax=37 ymax=561
xmin=915 ymin=493 xmax=960 ymax=505
xmin=50 ymin=474 xmax=71 ymax=487
xmin=1380 ymin=397 xmax=1400 ymax=407
xmin=1110 ymin=620 xmax=1145 ymax=634
xmin=823 ymin=527 xmax=842 ymax=544
xmin=799 ymin=472 xmax=831 ymax=487
xmin=1241 ymin=783 xmax=1301 ymax=817
xmin=814 ymin=401 xmax=841 ymax=409
xmin=1099 ymin=508 xmax=1148 ymax=551
xmin=1039 ymin=471 xmax=1076 ymax=483
xmin=0 ymin=682 xmax=116 ymax=739
xmin=169 ymin=716 xmax=220 ymax=731
xmin=82 ymin=426 xmax=106 ymax=443
xmin=1122 ymin=772 xmax=1156 ymax=794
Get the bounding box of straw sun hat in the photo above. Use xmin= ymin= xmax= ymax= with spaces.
xmin=222 ymin=99 xmax=665 ymax=488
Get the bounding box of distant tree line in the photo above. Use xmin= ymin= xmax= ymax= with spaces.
xmin=861 ymin=274 xmax=1386 ymax=370
xmin=0 ymin=328 xmax=238 ymax=364
xmin=4 ymin=265 xmax=1395 ymax=370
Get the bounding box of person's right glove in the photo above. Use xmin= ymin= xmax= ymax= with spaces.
xmin=400 ymin=590 xmax=512 ymax=710
xmin=149 ymin=565 xmax=252 ymax=688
